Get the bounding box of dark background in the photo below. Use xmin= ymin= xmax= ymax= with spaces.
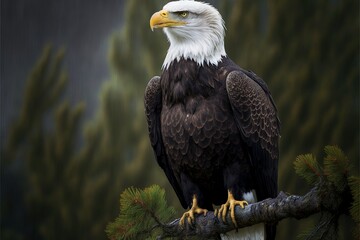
xmin=1 ymin=0 xmax=124 ymax=143
xmin=1 ymin=0 xmax=359 ymax=239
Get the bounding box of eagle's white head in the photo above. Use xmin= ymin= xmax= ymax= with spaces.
xmin=150 ymin=0 xmax=226 ymax=69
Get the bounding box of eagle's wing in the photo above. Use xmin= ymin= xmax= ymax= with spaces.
xmin=226 ymin=70 xmax=280 ymax=200
xmin=144 ymin=76 xmax=187 ymax=208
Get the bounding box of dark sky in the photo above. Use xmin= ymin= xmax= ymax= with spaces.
xmin=1 ymin=0 xmax=125 ymax=144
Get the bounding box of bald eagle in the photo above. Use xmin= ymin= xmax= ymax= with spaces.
xmin=145 ymin=1 xmax=280 ymax=239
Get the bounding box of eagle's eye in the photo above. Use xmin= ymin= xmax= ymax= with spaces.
xmin=177 ymin=11 xmax=189 ymax=18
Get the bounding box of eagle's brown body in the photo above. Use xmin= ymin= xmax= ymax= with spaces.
xmin=145 ymin=57 xmax=280 ymax=212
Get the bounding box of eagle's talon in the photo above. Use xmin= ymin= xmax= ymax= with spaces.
xmin=179 ymin=195 xmax=208 ymax=226
xmin=217 ymin=190 xmax=248 ymax=227
xmin=179 ymin=211 xmax=194 ymax=225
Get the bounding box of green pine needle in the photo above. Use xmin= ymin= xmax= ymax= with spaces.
xmin=294 ymin=146 xmax=358 ymax=239
xmin=348 ymin=176 xmax=360 ymax=239
xmin=294 ymin=154 xmax=322 ymax=185
xmin=106 ymin=185 xmax=176 ymax=240
xmin=323 ymin=146 xmax=350 ymax=191
xmin=349 ymin=176 xmax=360 ymax=222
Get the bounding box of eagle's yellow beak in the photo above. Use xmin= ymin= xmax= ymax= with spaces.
xmin=150 ymin=10 xmax=186 ymax=31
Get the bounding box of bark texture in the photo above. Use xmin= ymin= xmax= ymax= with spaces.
xmin=158 ymin=181 xmax=351 ymax=239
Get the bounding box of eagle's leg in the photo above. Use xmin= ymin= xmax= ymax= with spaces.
xmin=215 ymin=190 xmax=248 ymax=227
xmin=179 ymin=195 xmax=208 ymax=225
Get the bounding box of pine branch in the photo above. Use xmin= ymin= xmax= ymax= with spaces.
xmin=158 ymin=180 xmax=351 ymax=239
xmin=106 ymin=185 xmax=176 ymax=240
xmin=107 ymin=146 xmax=357 ymax=240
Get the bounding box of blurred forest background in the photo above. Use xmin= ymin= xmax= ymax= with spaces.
xmin=1 ymin=0 xmax=359 ymax=239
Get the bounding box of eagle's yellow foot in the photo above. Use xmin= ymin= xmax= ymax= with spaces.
xmin=216 ymin=190 xmax=248 ymax=227
xmin=179 ymin=195 xmax=208 ymax=225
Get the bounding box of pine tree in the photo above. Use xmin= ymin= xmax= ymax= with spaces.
xmin=2 ymin=46 xmax=86 ymax=239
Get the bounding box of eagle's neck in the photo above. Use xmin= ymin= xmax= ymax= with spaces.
xmin=161 ymin=57 xmax=238 ymax=107
xmin=161 ymin=58 xmax=215 ymax=106
xmin=162 ymin=28 xmax=226 ymax=70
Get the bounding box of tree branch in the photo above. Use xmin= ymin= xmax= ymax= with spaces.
xmin=158 ymin=180 xmax=351 ymax=239
xmin=106 ymin=147 xmax=357 ymax=240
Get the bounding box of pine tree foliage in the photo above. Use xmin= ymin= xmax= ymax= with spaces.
xmin=293 ymin=146 xmax=358 ymax=239
xmin=4 ymin=45 xmax=68 ymax=164
xmin=294 ymin=146 xmax=351 ymax=191
xmin=106 ymin=185 xmax=176 ymax=240
xmin=1 ymin=46 xmax=89 ymax=239
xmin=295 ymin=146 xmax=353 ymax=188
xmin=323 ymin=146 xmax=350 ymax=192
xmin=348 ymin=176 xmax=360 ymax=238
xmin=294 ymin=154 xmax=321 ymax=185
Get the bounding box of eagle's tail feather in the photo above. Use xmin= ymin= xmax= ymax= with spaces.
xmin=219 ymin=190 xmax=273 ymax=240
